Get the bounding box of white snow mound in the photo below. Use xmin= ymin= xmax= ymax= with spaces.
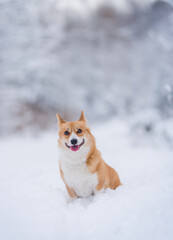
xmin=0 ymin=119 xmax=173 ymax=240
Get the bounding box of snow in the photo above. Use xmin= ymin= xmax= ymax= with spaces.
xmin=0 ymin=119 xmax=173 ymax=240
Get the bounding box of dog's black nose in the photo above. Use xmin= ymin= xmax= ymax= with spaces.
xmin=71 ymin=138 xmax=78 ymax=145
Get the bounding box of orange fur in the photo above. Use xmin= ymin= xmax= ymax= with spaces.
xmin=86 ymin=147 xmax=122 ymax=191
xmin=57 ymin=111 xmax=121 ymax=198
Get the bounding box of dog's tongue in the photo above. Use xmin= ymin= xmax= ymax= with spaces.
xmin=70 ymin=145 xmax=80 ymax=151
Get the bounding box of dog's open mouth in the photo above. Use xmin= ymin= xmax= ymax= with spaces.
xmin=65 ymin=139 xmax=85 ymax=152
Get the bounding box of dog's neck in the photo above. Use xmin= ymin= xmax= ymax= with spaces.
xmin=58 ymin=145 xmax=91 ymax=165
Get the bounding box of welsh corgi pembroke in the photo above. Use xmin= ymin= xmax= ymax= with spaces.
xmin=57 ymin=111 xmax=121 ymax=198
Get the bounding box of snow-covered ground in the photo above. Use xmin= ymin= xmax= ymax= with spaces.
xmin=0 ymin=119 xmax=173 ymax=240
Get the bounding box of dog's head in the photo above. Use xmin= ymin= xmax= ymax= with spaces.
xmin=57 ymin=111 xmax=95 ymax=154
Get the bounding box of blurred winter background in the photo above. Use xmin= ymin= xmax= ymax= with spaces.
xmin=1 ymin=1 xmax=173 ymax=240
xmin=0 ymin=0 xmax=173 ymax=143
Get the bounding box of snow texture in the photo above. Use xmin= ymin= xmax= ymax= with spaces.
xmin=0 ymin=119 xmax=173 ymax=240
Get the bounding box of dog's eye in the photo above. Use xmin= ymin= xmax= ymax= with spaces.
xmin=77 ymin=129 xmax=82 ymax=134
xmin=64 ymin=130 xmax=70 ymax=136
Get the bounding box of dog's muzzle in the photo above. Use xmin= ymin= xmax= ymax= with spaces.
xmin=65 ymin=139 xmax=85 ymax=151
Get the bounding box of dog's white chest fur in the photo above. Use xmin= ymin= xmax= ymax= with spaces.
xmin=59 ymin=148 xmax=98 ymax=197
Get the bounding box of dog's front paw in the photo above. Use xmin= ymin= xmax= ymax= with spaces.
xmin=93 ymin=187 xmax=105 ymax=196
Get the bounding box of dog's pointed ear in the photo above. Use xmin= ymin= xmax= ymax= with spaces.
xmin=78 ymin=111 xmax=86 ymax=122
xmin=56 ymin=113 xmax=66 ymax=125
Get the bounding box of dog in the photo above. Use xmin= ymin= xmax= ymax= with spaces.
xmin=57 ymin=111 xmax=121 ymax=198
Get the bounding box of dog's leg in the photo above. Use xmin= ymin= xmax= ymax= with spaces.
xmin=65 ymin=184 xmax=78 ymax=199
xmin=93 ymin=187 xmax=105 ymax=196
xmin=107 ymin=164 xmax=122 ymax=189
xmin=59 ymin=162 xmax=78 ymax=199
xmin=95 ymin=161 xmax=108 ymax=191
